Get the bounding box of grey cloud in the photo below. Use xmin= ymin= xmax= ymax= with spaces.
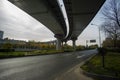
xmin=0 ymin=0 xmax=55 ymax=41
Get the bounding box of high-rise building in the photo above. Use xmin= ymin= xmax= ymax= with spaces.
xmin=0 ymin=30 xmax=4 ymax=39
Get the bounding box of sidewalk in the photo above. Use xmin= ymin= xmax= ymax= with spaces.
xmin=55 ymin=63 xmax=94 ymax=80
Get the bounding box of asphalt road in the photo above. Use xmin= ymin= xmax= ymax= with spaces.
xmin=0 ymin=49 xmax=97 ymax=80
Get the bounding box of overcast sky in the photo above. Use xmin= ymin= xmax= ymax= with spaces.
xmin=0 ymin=0 xmax=56 ymax=42
xmin=0 ymin=0 xmax=107 ymax=46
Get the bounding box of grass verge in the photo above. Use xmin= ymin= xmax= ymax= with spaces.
xmin=81 ymin=52 xmax=120 ymax=78
xmin=0 ymin=50 xmax=64 ymax=59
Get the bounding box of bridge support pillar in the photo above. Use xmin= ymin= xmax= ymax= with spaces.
xmin=71 ymin=37 xmax=77 ymax=51
xmin=54 ymin=34 xmax=64 ymax=50
xmin=56 ymin=38 xmax=62 ymax=50
xmin=64 ymin=41 xmax=67 ymax=47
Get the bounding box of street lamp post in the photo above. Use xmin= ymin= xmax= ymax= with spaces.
xmin=98 ymin=26 xmax=102 ymax=47
xmin=91 ymin=23 xmax=102 ymax=47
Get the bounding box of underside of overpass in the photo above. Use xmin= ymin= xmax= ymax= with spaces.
xmin=63 ymin=0 xmax=105 ymax=50
xmin=8 ymin=0 xmax=105 ymax=50
xmin=8 ymin=0 xmax=68 ymax=50
xmin=8 ymin=0 xmax=67 ymax=38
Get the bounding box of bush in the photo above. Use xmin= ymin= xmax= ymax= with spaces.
xmin=0 ymin=49 xmax=15 ymax=52
xmin=97 ymin=48 xmax=107 ymax=56
xmin=107 ymin=48 xmax=120 ymax=53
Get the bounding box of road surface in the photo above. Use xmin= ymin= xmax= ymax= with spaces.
xmin=0 ymin=49 xmax=97 ymax=80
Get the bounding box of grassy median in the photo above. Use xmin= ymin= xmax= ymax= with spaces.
xmin=81 ymin=52 xmax=120 ymax=78
xmin=0 ymin=50 xmax=64 ymax=59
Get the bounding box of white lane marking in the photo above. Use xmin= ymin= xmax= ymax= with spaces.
xmin=63 ymin=54 xmax=72 ymax=56
xmin=76 ymin=53 xmax=95 ymax=59
xmin=76 ymin=55 xmax=85 ymax=59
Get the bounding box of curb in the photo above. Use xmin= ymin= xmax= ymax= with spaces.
xmin=82 ymin=70 xmax=120 ymax=80
xmin=80 ymin=54 xmax=120 ymax=80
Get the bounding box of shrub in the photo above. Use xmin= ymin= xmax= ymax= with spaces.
xmin=107 ymin=48 xmax=120 ymax=53
xmin=0 ymin=49 xmax=15 ymax=52
xmin=97 ymin=48 xmax=107 ymax=56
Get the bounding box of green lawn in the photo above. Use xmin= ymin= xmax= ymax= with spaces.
xmin=81 ymin=52 xmax=120 ymax=78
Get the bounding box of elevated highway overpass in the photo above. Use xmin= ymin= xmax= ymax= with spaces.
xmin=64 ymin=0 xmax=105 ymax=49
xmin=8 ymin=0 xmax=105 ymax=50
xmin=8 ymin=0 xmax=67 ymax=50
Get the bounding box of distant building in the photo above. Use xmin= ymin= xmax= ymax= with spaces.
xmin=0 ymin=38 xmax=26 ymax=44
xmin=0 ymin=30 xmax=4 ymax=39
xmin=0 ymin=30 xmax=56 ymax=51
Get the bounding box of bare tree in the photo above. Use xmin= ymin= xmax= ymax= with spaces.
xmin=101 ymin=0 xmax=120 ymax=47
xmin=102 ymin=0 xmax=120 ymax=27
xmin=101 ymin=21 xmax=120 ymax=47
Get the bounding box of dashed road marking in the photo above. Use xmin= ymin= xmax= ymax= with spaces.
xmin=76 ymin=55 xmax=85 ymax=59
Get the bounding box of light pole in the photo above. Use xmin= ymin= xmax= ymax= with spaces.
xmin=91 ymin=23 xmax=102 ymax=47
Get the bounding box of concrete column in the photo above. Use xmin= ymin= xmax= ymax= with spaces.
xmin=64 ymin=41 xmax=67 ymax=48
xmin=71 ymin=37 xmax=77 ymax=51
xmin=61 ymin=41 xmax=64 ymax=49
xmin=72 ymin=39 xmax=76 ymax=51
xmin=56 ymin=38 xmax=62 ymax=50
xmin=54 ymin=34 xmax=64 ymax=50
xmin=64 ymin=41 xmax=67 ymax=45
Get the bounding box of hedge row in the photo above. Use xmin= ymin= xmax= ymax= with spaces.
xmin=0 ymin=49 xmax=15 ymax=52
